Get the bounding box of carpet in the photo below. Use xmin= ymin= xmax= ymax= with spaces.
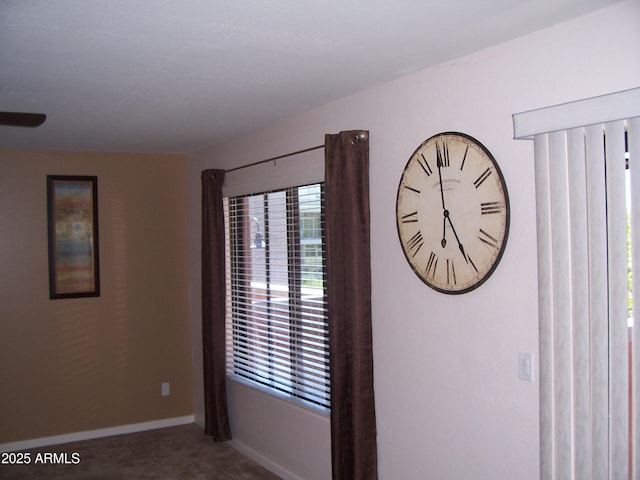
xmin=1 ymin=423 xmax=281 ymax=479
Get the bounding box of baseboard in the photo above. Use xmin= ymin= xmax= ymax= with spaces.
xmin=229 ymin=439 xmax=303 ymax=480
xmin=0 ymin=415 xmax=195 ymax=453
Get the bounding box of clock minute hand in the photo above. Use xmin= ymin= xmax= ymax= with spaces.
xmin=445 ymin=212 xmax=468 ymax=263
xmin=436 ymin=144 xmax=446 ymax=211
xmin=437 ymin=143 xmax=448 ymax=249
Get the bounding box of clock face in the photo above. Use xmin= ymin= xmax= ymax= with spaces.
xmin=396 ymin=132 xmax=509 ymax=294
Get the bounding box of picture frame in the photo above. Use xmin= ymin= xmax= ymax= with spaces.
xmin=47 ymin=175 xmax=100 ymax=299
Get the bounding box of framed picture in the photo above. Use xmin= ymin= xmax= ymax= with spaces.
xmin=47 ymin=175 xmax=100 ymax=299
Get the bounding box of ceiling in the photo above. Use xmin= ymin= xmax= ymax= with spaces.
xmin=0 ymin=0 xmax=622 ymax=154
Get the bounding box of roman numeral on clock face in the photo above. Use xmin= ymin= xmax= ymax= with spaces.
xmin=478 ymin=228 xmax=498 ymax=248
xmin=406 ymin=231 xmax=424 ymax=257
xmin=474 ymin=168 xmax=492 ymax=189
xmin=459 ymin=145 xmax=469 ymax=171
xmin=425 ymin=251 xmax=438 ymax=278
xmin=418 ymin=154 xmax=433 ymax=177
xmin=436 ymin=141 xmax=450 ymax=167
xmin=447 ymin=258 xmax=456 ymax=285
xmin=403 ymin=184 xmax=420 ymax=194
xmin=401 ymin=211 xmax=418 ymax=223
xmin=481 ymin=201 xmax=502 ymax=215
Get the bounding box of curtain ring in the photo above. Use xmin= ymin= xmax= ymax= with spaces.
xmin=351 ymin=131 xmax=368 ymax=145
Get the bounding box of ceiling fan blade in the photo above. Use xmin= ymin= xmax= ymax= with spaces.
xmin=0 ymin=111 xmax=47 ymax=127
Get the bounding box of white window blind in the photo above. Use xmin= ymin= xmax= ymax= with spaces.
xmin=513 ymin=87 xmax=640 ymax=480
xmin=224 ymin=183 xmax=330 ymax=410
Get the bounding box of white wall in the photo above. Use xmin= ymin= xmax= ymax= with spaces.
xmin=187 ymin=1 xmax=640 ymax=479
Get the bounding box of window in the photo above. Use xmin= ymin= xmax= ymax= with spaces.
xmin=224 ymin=182 xmax=330 ymax=410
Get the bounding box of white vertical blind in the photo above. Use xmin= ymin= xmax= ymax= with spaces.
xmin=606 ymin=120 xmax=629 ymax=479
xmin=514 ymin=88 xmax=640 ymax=480
xmin=567 ymin=127 xmax=590 ymax=480
xmin=585 ymin=123 xmax=609 ymax=480
xmin=548 ymin=130 xmax=573 ymax=479
xmin=534 ymin=133 xmax=554 ymax=480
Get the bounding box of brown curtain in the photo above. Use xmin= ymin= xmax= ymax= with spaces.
xmin=201 ymin=169 xmax=232 ymax=441
xmin=325 ymin=131 xmax=378 ymax=479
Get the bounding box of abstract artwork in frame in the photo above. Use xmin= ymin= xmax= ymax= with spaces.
xmin=47 ymin=175 xmax=100 ymax=299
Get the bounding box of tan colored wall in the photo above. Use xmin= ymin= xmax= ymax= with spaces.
xmin=0 ymin=149 xmax=193 ymax=443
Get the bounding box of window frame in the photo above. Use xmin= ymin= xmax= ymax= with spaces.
xmin=224 ymin=182 xmax=330 ymax=414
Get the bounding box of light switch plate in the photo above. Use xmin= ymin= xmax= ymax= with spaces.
xmin=518 ymin=352 xmax=534 ymax=382
xmin=161 ymin=382 xmax=170 ymax=396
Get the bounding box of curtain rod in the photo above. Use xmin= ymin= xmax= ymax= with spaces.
xmin=225 ymin=144 xmax=324 ymax=173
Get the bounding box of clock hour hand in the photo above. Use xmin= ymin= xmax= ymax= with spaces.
xmin=441 ymin=216 xmax=447 ymax=248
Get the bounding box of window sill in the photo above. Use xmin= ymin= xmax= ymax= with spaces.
xmin=226 ymin=374 xmax=330 ymax=419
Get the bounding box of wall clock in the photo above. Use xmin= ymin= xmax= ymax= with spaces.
xmin=395 ymin=132 xmax=509 ymax=294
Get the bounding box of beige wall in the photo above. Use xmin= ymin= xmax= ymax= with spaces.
xmin=0 ymin=149 xmax=193 ymax=444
